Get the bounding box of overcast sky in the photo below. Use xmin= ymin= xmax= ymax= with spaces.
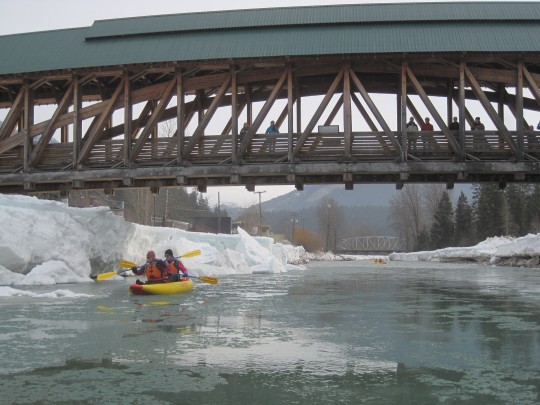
xmin=0 ymin=0 xmax=527 ymax=35
xmin=0 ymin=0 xmax=533 ymax=206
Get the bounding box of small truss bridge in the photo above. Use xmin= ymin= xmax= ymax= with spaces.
xmin=336 ymin=236 xmax=404 ymax=254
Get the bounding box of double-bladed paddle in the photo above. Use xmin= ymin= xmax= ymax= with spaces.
xmin=96 ymin=249 xmax=204 ymax=281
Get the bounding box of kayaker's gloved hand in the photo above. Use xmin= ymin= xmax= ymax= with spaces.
xmin=131 ymin=266 xmax=137 ymax=273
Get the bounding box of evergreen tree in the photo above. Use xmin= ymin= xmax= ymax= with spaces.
xmin=430 ymin=191 xmax=454 ymax=249
xmin=454 ymin=191 xmax=473 ymax=246
xmin=473 ymin=184 xmax=505 ymax=241
xmin=504 ymin=184 xmax=528 ymax=236
xmin=527 ymin=184 xmax=540 ymax=233
xmin=416 ymin=227 xmax=430 ymax=251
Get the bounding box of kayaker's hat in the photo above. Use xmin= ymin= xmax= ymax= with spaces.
xmin=146 ymin=250 xmax=156 ymax=259
xmin=165 ymin=249 xmax=173 ymax=257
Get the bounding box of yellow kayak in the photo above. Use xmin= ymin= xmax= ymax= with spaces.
xmin=129 ymin=279 xmax=193 ymax=295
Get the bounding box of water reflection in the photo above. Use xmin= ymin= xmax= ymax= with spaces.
xmin=0 ymin=261 xmax=539 ymax=403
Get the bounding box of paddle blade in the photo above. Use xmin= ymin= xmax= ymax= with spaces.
xmin=197 ymin=276 xmax=218 ymax=285
xmin=97 ymin=271 xmax=119 ymax=281
xmin=179 ymin=249 xmax=201 ymax=259
xmin=120 ymin=260 xmax=137 ymax=269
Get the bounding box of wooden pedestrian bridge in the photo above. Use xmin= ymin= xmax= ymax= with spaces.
xmin=1 ymin=3 xmax=540 ymax=195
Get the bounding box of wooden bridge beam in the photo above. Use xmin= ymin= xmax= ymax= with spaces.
xmin=77 ymin=77 xmax=126 ymax=165
xmin=29 ymin=82 xmax=74 ymax=167
xmin=349 ymin=68 xmax=400 ymax=155
xmin=238 ymin=69 xmax=288 ymax=157
xmin=0 ymin=86 xmax=24 ymax=141
xmin=293 ymin=69 xmax=344 ymax=156
xmin=182 ymin=74 xmax=231 ymax=159
xmin=464 ymin=65 xmax=518 ymax=155
xmin=406 ymin=67 xmax=461 ymax=155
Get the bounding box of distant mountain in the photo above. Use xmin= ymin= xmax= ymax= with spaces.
xmin=263 ymin=183 xmax=473 ymax=212
xmin=263 ymin=184 xmax=394 ymax=212
xmin=222 ymin=184 xmax=473 ymax=237
xmin=219 ymin=202 xmax=244 ymax=220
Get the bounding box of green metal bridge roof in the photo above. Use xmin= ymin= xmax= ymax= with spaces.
xmin=1 ymin=2 xmax=540 ymax=75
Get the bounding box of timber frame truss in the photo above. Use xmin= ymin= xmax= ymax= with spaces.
xmin=1 ymin=53 xmax=540 ymax=194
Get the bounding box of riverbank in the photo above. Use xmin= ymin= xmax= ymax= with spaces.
xmin=389 ymin=234 xmax=540 ymax=269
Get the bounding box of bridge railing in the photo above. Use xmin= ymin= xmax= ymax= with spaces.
xmin=0 ymin=130 xmax=537 ymax=173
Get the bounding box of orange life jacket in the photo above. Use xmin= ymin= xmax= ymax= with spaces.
xmin=145 ymin=262 xmax=164 ymax=282
xmin=165 ymin=260 xmax=179 ymax=274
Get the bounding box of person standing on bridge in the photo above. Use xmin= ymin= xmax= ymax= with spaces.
xmin=406 ymin=117 xmax=419 ymax=153
xmin=239 ymin=122 xmax=250 ymax=151
xmin=471 ymin=117 xmax=485 ymax=131
xmin=449 ymin=117 xmax=459 ymax=131
xmin=471 ymin=117 xmax=485 ymax=151
xmin=420 ymin=117 xmax=434 ymax=152
xmin=265 ymin=120 xmax=279 ymax=152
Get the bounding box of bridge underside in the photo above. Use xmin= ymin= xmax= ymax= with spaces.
xmin=1 ymin=53 xmax=540 ymax=194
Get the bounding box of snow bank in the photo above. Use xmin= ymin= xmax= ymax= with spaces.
xmin=0 ymin=194 xmax=307 ymax=286
xmin=390 ymin=234 xmax=540 ymax=267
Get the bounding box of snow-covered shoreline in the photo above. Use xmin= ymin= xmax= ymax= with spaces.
xmin=389 ymin=234 xmax=540 ymax=268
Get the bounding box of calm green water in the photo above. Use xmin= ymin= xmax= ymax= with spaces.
xmin=1 ymin=260 xmax=539 ymax=404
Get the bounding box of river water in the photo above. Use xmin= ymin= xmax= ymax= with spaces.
xmin=1 ymin=260 xmax=539 ymax=404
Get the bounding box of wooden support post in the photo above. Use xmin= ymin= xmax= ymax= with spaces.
xmin=23 ymin=81 xmax=34 ymax=171
xmin=458 ymin=61 xmax=466 ymax=160
xmin=231 ymin=65 xmax=238 ymax=163
xmin=176 ymin=68 xmax=185 ymax=165
xmin=447 ymin=79 xmax=453 ymax=126
xmin=294 ymin=77 xmax=302 ymax=134
xmin=123 ymin=70 xmax=131 ymax=167
xmin=287 ymin=64 xmax=294 ymax=163
xmin=73 ymin=75 xmax=82 ymax=167
xmin=516 ymin=61 xmax=524 ymax=159
xmin=498 ymin=83 xmax=505 ymax=121
xmin=400 ymin=63 xmax=407 ymax=161
xmin=343 ymin=64 xmax=352 ymax=161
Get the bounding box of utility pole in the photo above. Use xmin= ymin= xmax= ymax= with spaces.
xmin=162 ymin=189 xmax=169 ymax=227
xmin=217 ymin=192 xmax=221 ymax=234
xmin=254 ymin=190 xmax=266 ymax=236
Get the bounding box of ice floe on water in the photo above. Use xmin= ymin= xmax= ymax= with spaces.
xmin=0 ymin=286 xmax=93 ymax=298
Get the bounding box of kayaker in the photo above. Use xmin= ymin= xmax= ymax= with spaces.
xmin=131 ymin=250 xmax=168 ymax=284
xmin=163 ymin=248 xmax=189 ymax=282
